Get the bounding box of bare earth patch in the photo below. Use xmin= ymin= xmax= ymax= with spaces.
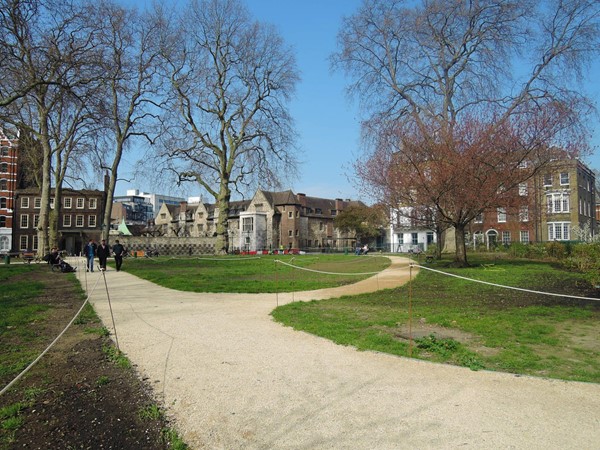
xmin=0 ymin=267 xmax=174 ymax=450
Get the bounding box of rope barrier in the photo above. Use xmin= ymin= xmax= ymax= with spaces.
xmin=413 ymin=264 xmax=600 ymax=302
xmin=0 ymin=273 xmax=104 ymax=397
xmin=275 ymin=259 xmax=381 ymax=276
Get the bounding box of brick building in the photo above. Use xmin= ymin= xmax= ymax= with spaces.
xmin=467 ymin=159 xmax=596 ymax=247
xmin=0 ymin=129 xmax=18 ymax=254
xmin=13 ymin=188 xmax=106 ymax=255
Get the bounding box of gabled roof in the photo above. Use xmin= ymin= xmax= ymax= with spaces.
xmin=260 ymin=190 xmax=298 ymax=207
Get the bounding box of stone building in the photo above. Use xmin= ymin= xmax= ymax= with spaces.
xmin=152 ymin=189 xmax=364 ymax=252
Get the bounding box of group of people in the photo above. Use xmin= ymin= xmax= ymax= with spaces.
xmin=355 ymin=244 xmax=370 ymax=256
xmin=83 ymin=239 xmax=125 ymax=272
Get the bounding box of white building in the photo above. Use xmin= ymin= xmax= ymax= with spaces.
xmin=388 ymin=206 xmax=436 ymax=253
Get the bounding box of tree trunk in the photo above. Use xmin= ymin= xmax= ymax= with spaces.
xmin=36 ymin=139 xmax=52 ymax=257
xmin=435 ymin=227 xmax=444 ymax=259
xmin=214 ymin=180 xmax=231 ymax=254
xmin=48 ymin=183 xmax=63 ymax=249
xmin=453 ymin=223 xmax=469 ymax=267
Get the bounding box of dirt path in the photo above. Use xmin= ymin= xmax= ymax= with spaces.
xmin=76 ymin=256 xmax=600 ymax=449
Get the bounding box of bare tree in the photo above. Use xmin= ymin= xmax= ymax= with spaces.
xmin=158 ymin=0 xmax=299 ymax=253
xmin=0 ymin=0 xmax=104 ymax=255
xmin=333 ymin=0 xmax=600 ymax=266
xmin=88 ymin=0 xmax=163 ymax=242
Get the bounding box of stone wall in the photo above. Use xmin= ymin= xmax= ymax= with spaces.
xmin=110 ymin=236 xmax=216 ymax=256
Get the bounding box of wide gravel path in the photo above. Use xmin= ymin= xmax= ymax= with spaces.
xmin=77 ymin=256 xmax=600 ymax=450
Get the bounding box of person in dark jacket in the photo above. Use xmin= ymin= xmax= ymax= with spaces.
xmin=96 ymin=239 xmax=110 ymax=271
xmin=112 ymin=239 xmax=125 ymax=272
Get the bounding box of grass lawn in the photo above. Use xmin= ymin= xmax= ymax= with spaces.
xmin=272 ymin=255 xmax=600 ymax=383
xmin=116 ymin=254 xmax=391 ymax=293
xmin=0 ymin=266 xmax=51 ymax=381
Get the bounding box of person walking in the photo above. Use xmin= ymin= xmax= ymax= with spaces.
xmin=84 ymin=239 xmax=97 ymax=272
xmin=112 ymin=239 xmax=125 ymax=272
xmin=97 ymin=239 xmax=110 ymax=271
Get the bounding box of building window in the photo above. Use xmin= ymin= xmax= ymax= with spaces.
xmin=33 ymin=235 xmax=39 ymax=251
xmin=20 ymin=214 xmax=28 ymax=228
xmin=0 ymin=147 xmax=8 ymax=156
xmin=502 ymin=231 xmax=511 ymax=244
xmin=64 ymin=215 xmax=72 ymax=227
xmin=160 ymin=213 xmax=166 ymax=219
xmin=21 ymin=197 xmax=29 ymax=208
xmin=0 ymin=235 xmax=8 ymax=251
xmin=548 ymin=222 xmax=571 ymax=241
xmin=20 ymin=235 xmax=28 ymax=251
xmin=64 ymin=197 xmax=72 ymax=208
xmin=474 ymin=213 xmax=483 ymax=223
xmin=518 ymin=183 xmax=528 ymax=196
xmin=331 ymin=210 xmax=337 ymax=216
xmin=76 ymin=197 xmax=84 ymax=209
xmin=397 ymin=233 xmax=404 ymax=244
xmin=33 ymin=214 xmax=39 ymax=228
xmin=519 ymin=206 xmax=529 ymax=222
xmin=76 ymin=215 xmax=84 ymax=227
xmin=288 ymin=211 xmax=293 ymax=219
xmin=34 ymin=197 xmax=41 ymax=208
xmin=0 ymin=163 xmax=7 ymax=172
xmin=242 ymin=217 xmax=253 ymax=232
xmin=412 ymin=233 xmax=418 ymax=244
xmin=0 ymin=216 xmax=5 ymax=227
xmin=88 ymin=215 xmax=96 ymax=227
xmin=560 ymin=172 xmax=569 ymax=185
xmin=497 ymin=208 xmax=507 ymax=223
xmin=0 ymin=198 xmax=6 ymax=209
xmin=288 ymin=229 xmax=293 ymax=237
xmin=0 ymin=179 xmax=6 ymax=190
xmin=543 ymin=174 xmax=552 ymax=186
xmin=546 ymin=193 xmax=569 ymax=213
xmin=315 ymin=208 xmax=322 ymax=215
xmin=295 ymin=229 xmax=299 ymax=236
xmin=520 ymin=230 xmax=530 ymax=243
xmin=319 ymin=222 xmax=324 ymax=231
xmin=49 ymin=198 xmax=55 ymax=209
xmin=89 ymin=198 xmax=97 ymax=209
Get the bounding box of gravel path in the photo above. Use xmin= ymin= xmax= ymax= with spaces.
xmin=77 ymin=256 xmax=600 ymax=450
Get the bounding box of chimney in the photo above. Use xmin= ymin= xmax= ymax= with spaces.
xmin=335 ymin=198 xmax=344 ymax=211
xmin=297 ymin=193 xmax=307 ymax=208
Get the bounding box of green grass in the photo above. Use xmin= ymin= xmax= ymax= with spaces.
xmin=0 ymin=266 xmax=50 ymax=381
xmin=117 ymin=254 xmax=391 ymax=293
xmin=272 ymin=255 xmax=600 ymax=383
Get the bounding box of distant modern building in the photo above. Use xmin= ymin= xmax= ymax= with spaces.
xmin=114 ymin=190 xmax=185 ymax=219
xmin=0 ymin=129 xmax=18 ymax=254
xmin=111 ymin=191 xmax=154 ymax=228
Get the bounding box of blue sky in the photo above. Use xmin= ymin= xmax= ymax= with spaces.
xmin=117 ymin=0 xmax=599 ymax=201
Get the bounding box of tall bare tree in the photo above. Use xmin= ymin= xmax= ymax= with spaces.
xmin=0 ymin=0 xmax=103 ymax=255
xmin=158 ymin=0 xmax=299 ymax=253
xmin=89 ymin=0 xmax=163 ymax=242
xmin=333 ymin=0 xmax=600 ymax=266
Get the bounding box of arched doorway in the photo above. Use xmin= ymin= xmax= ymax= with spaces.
xmin=486 ymin=230 xmax=498 ymax=250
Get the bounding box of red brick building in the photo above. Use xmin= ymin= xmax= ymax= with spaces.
xmin=0 ymin=129 xmax=18 ymax=254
